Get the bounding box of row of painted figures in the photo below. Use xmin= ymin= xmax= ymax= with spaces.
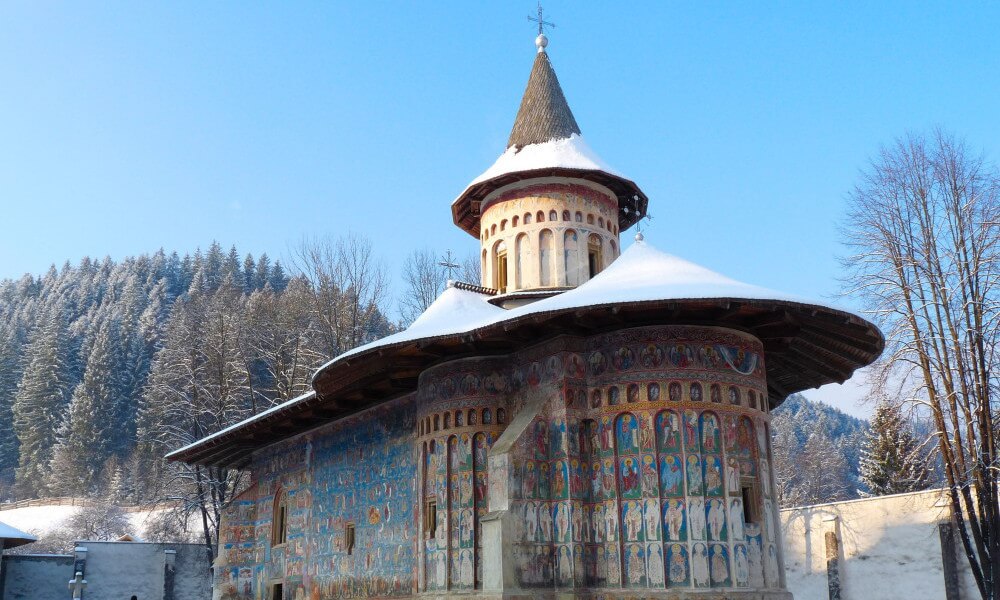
xmin=421 ymin=341 xmax=762 ymax=401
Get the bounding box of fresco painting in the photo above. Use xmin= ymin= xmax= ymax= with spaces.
xmin=212 ymin=328 xmax=779 ymax=598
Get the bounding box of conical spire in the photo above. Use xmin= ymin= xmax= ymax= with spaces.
xmin=506 ymin=43 xmax=581 ymax=150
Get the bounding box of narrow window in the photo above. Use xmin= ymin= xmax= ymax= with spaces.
xmin=496 ymin=249 xmax=508 ymax=292
xmin=587 ymin=214 xmax=595 ymax=225
xmin=741 ymin=482 xmax=761 ymax=525
xmin=588 ymin=235 xmax=603 ymax=278
xmin=562 ymin=210 xmax=571 ymax=221
xmin=537 ymin=210 xmax=545 ymax=222
xmin=575 ymin=211 xmax=583 ymax=222
xmin=524 ymin=212 xmax=533 ymax=224
xmin=271 ymin=489 xmax=288 ymax=546
xmin=512 ymin=216 xmax=519 ymax=227
xmin=345 ymin=522 xmax=356 ymax=555
xmin=549 ymin=210 xmax=558 ymax=221
xmin=497 ymin=408 xmax=506 ymax=424
xmin=425 ymin=499 xmax=438 ymax=538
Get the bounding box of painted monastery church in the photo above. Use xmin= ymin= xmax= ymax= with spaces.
xmin=170 ymin=31 xmax=883 ymax=600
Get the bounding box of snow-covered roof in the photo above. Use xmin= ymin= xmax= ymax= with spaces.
xmin=465 ymin=134 xmax=619 ymax=192
xmin=172 ymin=238 xmax=882 ymax=468
xmin=321 ymin=238 xmax=828 ymax=370
xmin=0 ymin=519 xmax=37 ymax=549
xmin=165 ymin=390 xmax=316 ymax=461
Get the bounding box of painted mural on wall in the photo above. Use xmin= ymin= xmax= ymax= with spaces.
xmin=216 ymin=395 xmax=419 ymax=600
xmin=488 ymin=326 xmax=780 ymax=593
xmin=215 ymin=324 xmax=785 ymax=599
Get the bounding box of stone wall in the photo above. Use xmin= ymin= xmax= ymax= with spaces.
xmin=0 ymin=554 xmax=73 ymax=600
xmin=1 ymin=542 xmax=209 ymax=600
xmin=782 ymin=488 xmax=979 ymax=600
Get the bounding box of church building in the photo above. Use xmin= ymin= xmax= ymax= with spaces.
xmin=169 ymin=30 xmax=883 ymax=600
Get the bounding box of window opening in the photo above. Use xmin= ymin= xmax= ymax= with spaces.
xmin=271 ymin=490 xmax=288 ymax=546
xmin=345 ymin=522 xmax=356 ymax=555
xmin=271 ymin=583 xmax=283 ymax=600
xmin=425 ymin=499 xmax=438 ymax=538
xmin=496 ymin=249 xmax=508 ymax=293
xmin=741 ymin=482 xmax=761 ymax=525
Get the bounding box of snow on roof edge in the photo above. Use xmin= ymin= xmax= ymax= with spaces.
xmin=453 ymin=134 xmax=626 ymax=206
xmin=165 ymin=390 xmax=316 ymax=459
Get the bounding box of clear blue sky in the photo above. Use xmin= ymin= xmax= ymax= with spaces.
xmin=2 ymin=2 xmax=999 ymax=416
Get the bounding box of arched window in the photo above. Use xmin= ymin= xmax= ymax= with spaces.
xmin=587 ymin=234 xmax=603 ymax=278
xmin=491 ymin=223 xmax=497 ymax=235
xmin=524 ymin=212 xmax=533 ymax=225
xmin=609 ymin=239 xmax=618 ymax=259
xmin=512 ymin=215 xmax=519 ymax=228
xmin=515 ymin=233 xmax=528 ymax=289
xmin=549 ymin=210 xmax=558 ymax=221
xmin=493 ymin=240 xmax=508 ymax=292
xmin=468 ymin=409 xmax=477 ymax=426
xmin=729 ymin=386 xmax=742 ymax=405
xmin=564 ymin=230 xmax=580 ymax=286
xmin=443 ymin=412 xmax=451 ymax=429
xmin=575 ymin=211 xmax=583 ymax=222
xmin=481 ymin=249 xmax=487 ymax=285
xmin=455 ymin=410 xmax=463 ymax=427
xmin=433 ymin=415 xmax=440 ymax=431
xmin=598 ymin=216 xmax=605 ymax=228
xmin=562 ymin=210 xmax=571 ymax=221
xmin=586 ymin=214 xmax=595 ymax=225
xmin=482 ymin=408 xmax=492 ymax=424
xmin=539 ymin=229 xmax=553 ymax=286
xmin=537 ymin=210 xmax=545 ymax=222
xmin=497 ymin=408 xmax=506 ymax=424
xmin=500 ymin=219 xmax=507 ymax=231
xmin=271 ymin=488 xmax=288 ymax=546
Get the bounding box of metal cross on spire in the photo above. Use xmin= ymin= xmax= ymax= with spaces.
xmin=527 ymin=2 xmax=556 ymax=36
xmin=438 ymin=250 xmax=461 ymax=281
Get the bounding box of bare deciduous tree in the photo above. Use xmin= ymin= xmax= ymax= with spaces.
xmin=291 ymin=233 xmax=392 ymax=356
xmin=399 ymin=248 xmax=445 ymax=325
xmin=843 ymin=129 xmax=1000 ymax=599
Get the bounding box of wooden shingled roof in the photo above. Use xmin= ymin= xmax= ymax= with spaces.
xmin=452 ymin=46 xmax=648 ymax=238
xmin=507 ymin=50 xmax=581 ymax=150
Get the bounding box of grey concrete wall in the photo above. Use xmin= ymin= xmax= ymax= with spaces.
xmin=171 ymin=545 xmax=214 ymax=600
xmin=1 ymin=554 xmax=74 ymax=600
xmin=77 ymin=541 xmax=211 ymax=600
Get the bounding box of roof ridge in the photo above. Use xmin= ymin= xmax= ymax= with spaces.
xmin=507 ymin=50 xmax=581 ymax=150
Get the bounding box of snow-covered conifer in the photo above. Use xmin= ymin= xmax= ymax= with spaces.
xmin=859 ymin=399 xmax=932 ymax=496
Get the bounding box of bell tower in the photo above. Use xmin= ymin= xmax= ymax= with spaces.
xmin=451 ymin=32 xmax=648 ymax=307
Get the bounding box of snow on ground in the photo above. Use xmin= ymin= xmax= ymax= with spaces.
xmin=0 ymin=503 xmax=165 ymax=538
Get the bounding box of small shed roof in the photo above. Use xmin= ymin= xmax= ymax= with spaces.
xmin=0 ymin=519 xmax=37 ymax=550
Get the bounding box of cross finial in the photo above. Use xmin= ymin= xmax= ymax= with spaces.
xmin=438 ymin=250 xmax=461 ymax=281
xmin=636 ymin=211 xmax=654 ymax=236
xmin=528 ymin=2 xmax=555 ymax=37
